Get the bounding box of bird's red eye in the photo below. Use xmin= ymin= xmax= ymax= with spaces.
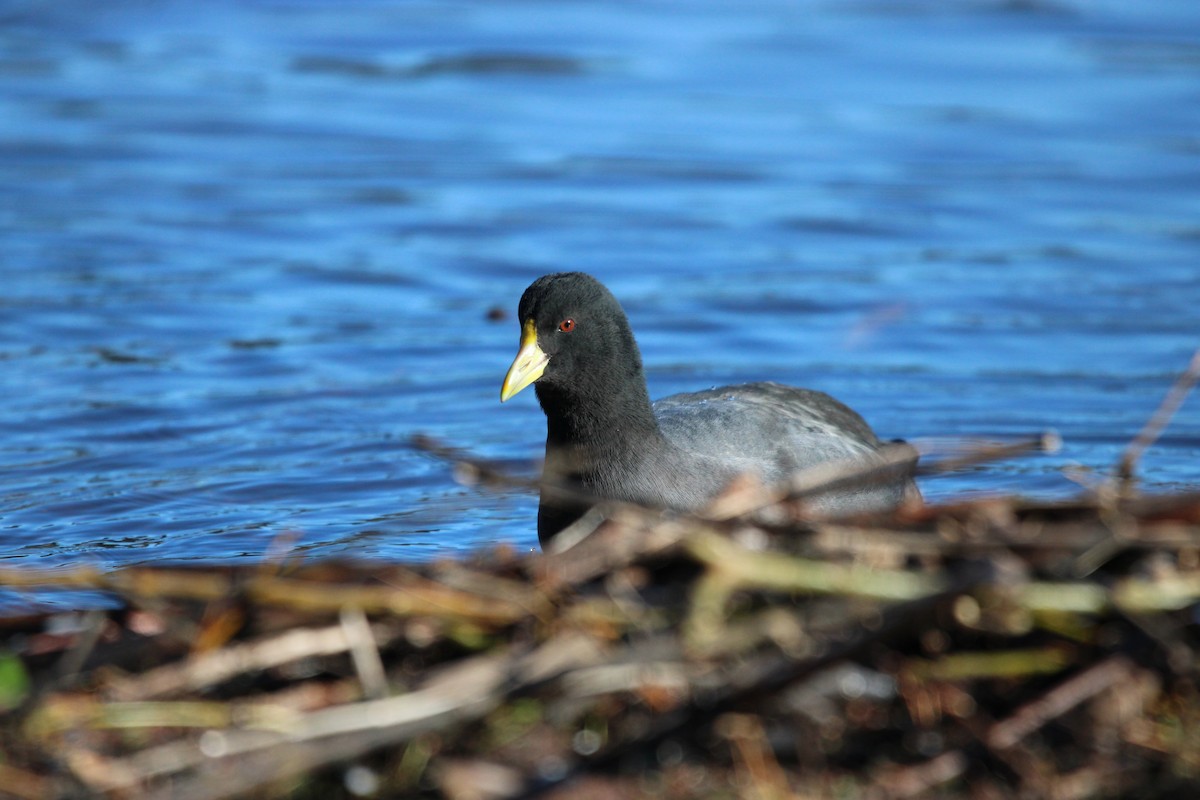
xmin=558 ymin=318 xmax=575 ymax=332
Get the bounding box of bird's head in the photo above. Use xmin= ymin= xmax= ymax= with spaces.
xmin=500 ymin=272 xmax=643 ymax=407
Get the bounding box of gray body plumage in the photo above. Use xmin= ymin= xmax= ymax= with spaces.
xmin=575 ymin=381 xmax=910 ymax=517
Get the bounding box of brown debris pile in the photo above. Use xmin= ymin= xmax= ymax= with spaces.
xmin=1 ymin=476 xmax=1199 ymax=800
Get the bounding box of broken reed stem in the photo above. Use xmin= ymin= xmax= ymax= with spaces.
xmin=879 ymin=751 xmax=970 ymax=800
xmin=917 ymin=431 xmax=1062 ymax=476
xmin=986 ymin=656 xmax=1134 ymax=749
xmin=702 ymin=441 xmax=917 ymax=520
xmin=27 ymin=698 xmax=298 ymax=738
xmin=700 ymin=432 xmax=1057 ymax=522
xmin=1116 ymin=347 xmax=1200 ymax=487
xmin=410 ymin=434 xmax=540 ymax=494
xmin=686 ymin=530 xmax=945 ymax=602
xmin=906 ymin=647 xmax=1076 ymax=682
xmin=107 ymin=621 xmax=401 ymax=701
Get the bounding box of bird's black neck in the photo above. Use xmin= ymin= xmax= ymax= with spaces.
xmin=536 ymin=380 xmax=662 ymax=455
xmin=533 ymin=372 xmax=665 ymax=548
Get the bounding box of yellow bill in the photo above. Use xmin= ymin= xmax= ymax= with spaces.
xmin=500 ymin=319 xmax=548 ymax=402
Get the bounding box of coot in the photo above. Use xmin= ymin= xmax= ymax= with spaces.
xmin=501 ymin=272 xmax=918 ymax=548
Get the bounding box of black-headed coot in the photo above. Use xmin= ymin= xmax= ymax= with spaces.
xmin=501 ymin=272 xmax=918 ymax=548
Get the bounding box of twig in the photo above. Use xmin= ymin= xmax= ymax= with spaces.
xmin=918 ymin=431 xmax=1061 ymax=475
xmin=698 ymin=432 xmax=1057 ymax=522
xmin=52 ymin=609 xmax=108 ymax=683
xmin=987 ymin=656 xmax=1133 ymax=749
xmin=905 ymin=647 xmax=1076 ymax=681
xmin=1116 ymin=347 xmax=1200 ymax=487
xmin=341 ymin=608 xmax=389 ymax=701
xmin=704 ymin=441 xmax=922 ymax=520
xmin=410 ymin=434 xmax=540 ymax=494
xmin=874 ymin=750 xmax=969 ymax=799
xmin=718 ymin=713 xmax=792 ymax=800
xmin=105 ymin=622 xmax=400 ymax=701
xmin=686 ymin=530 xmax=947 ymax=602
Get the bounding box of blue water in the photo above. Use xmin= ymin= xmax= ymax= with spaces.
xmin=2 ymin=0 xmax=1197 ymax=568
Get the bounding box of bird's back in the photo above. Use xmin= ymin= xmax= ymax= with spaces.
xmin=651 ymin=381 xmax=915 ymax=513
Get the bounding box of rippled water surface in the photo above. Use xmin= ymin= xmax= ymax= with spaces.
xmin=2 ymin=0 xmax=1198 ymax=570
